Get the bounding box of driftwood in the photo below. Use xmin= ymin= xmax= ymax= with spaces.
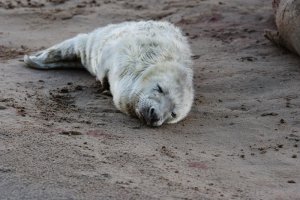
xmin=265 ymin=0 xmax=300 ymax=55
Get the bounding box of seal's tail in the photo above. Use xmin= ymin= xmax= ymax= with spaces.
xmin=24 ymin=33 xmax=88 ymax=69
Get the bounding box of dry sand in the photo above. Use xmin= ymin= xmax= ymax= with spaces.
xmin=0 ymin=0 xmax=299 ymax=199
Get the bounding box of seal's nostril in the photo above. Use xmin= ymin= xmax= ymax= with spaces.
xmin=150 ymin=107 xmax=155 ymax=116
xmin=149 ymin=108 xmax=157 ymax=120
xmin=149 ymin=108 xmax=159 ymax=125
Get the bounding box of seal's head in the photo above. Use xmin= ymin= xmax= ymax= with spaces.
xmin=132 ymin=62 xmax=194 ymax=126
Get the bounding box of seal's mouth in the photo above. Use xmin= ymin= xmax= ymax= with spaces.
xmin=136 ymin=107 xmax=162 ymax=127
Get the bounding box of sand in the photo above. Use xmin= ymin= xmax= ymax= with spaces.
xmin=0 ymin=0 xmax=299 ymax=199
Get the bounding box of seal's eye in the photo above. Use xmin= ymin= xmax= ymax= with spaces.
xmin=156 ymin=84 xmax=163 ymax=93
xmin=171 ymin=112 xmax=177 ymax=118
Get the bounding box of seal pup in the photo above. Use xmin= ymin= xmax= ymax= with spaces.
xmin=24 ymin=21 xmax=194 ymax=126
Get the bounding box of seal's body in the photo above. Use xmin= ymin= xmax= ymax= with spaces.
xmin=265 ymin=0 xmax=300 ymax=55
xmin=24 ymin=21 xmax=194 ymax=126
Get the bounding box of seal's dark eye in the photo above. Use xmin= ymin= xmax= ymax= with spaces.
xmin=171 ymin=112 xmax=177 ymax=118
xmin=157 ymin=84 xmax=163 ymax=93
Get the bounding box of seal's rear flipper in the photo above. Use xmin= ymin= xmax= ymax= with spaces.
xmin=24 ymin=33 xmax=87 ymax=69
xmin=24 ymin=54 xmax=83 ymax=69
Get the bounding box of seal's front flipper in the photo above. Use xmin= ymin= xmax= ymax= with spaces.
xmin=264 ymin=29 xmax=284 ymax=47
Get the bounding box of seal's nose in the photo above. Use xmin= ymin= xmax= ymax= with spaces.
xmin=142 ymin=107 xmax=159 ymax=126
xmin=149 ymin=108 xmax=159 ymax=125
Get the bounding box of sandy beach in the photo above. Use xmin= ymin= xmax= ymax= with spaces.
xmin=0 ymin=0 xmax=299 ymax=199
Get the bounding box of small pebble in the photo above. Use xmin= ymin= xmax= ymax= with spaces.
xmin=60 ymin=88 xmax=69 ymax=93
xmin=287 ymin=180 xmax=296 ymax=184
xmin=75 ymin=85 xmax=83 ymax=90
